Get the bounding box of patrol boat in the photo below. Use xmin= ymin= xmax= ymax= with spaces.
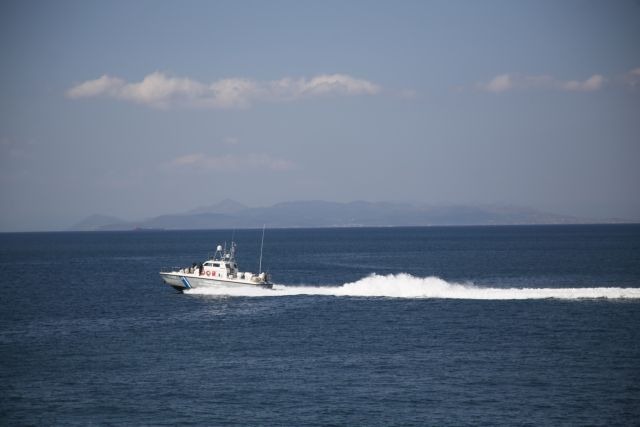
xmin=160 ymin=241 xmax=272 ymax=292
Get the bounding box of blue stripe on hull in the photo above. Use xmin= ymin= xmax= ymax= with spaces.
xmin=180 ymin=276 xmax=192 ymax=289
xmin=161 ymin=272 xmax=273 ymax=290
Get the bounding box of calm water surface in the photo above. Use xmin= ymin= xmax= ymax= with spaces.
xmin=1 ymin=225 xmax=639 ymax=425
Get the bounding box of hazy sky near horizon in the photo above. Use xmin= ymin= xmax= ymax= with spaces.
xmin=1 ymin=0 xmax=639 ymax=231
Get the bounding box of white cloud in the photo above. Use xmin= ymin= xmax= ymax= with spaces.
xmin=478 ymin=73 xmax=606 ymax=93
xmin=66 ymin=75 xmax=125 ymax=98
xmin=207 ymin=78 xmax=261 ymax=108
xmin=67 ymin=72 xmax=381 ymax=109
xmin=170 ymin=153 xmax=294 ymax=172
xmin=120 ymin=72 xmax=207 ymax=107
xmin=67 ymin=72 xmax=209 ymax=109
xmin=292 ymin=74 xmax=380 ymax=96
xmin=561 ymin=74 xmax=605 ymax=92
xmin=482 ymin=74 xmax=513 ymax=93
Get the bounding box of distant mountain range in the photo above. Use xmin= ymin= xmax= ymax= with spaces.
xmin=69 ymin=199 xmax=606 ymax=231
xmin=69 ymin=214 xmax=128 ymax=231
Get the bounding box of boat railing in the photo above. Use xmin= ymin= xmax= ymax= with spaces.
xmin=160 ymin=266 xmax=184 ymax=273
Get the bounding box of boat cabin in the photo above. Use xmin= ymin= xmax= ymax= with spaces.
xmin=202 ymin=260 xmax=238 ymax=279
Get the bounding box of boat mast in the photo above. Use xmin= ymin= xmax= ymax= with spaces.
xmin=230 ymin=229 xmax=236 ymax=261
xmin=259 ymin=224 xmax=265 ymax=273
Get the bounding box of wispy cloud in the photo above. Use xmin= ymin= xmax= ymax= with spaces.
xmin=478 ymin=73 xmax=606 ymax=93
xmin=170 ymin=153 xmax=295 ymax=172
xmin=561 ymin=74 xmax=605 ymax=92
xmin=482 ymin=74 xmax=514 ymax=93
xmin=624 ymin=67 xmax=640 ymax=89
xmin=67 ymin=72 xmax=381 ymax=109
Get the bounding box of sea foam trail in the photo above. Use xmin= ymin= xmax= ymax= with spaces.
xmin=184 ymin=273 xmax=640 ymax=300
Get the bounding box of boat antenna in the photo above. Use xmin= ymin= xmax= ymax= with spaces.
xmin=259 ymin=224 xmax=265 ymax=273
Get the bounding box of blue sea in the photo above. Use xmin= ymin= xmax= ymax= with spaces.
xmin=1 ymin=225 xmax=640 ymax=425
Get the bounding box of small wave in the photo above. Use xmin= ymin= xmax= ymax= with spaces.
xmin=184 ymin=273 xmax=640 ymax=300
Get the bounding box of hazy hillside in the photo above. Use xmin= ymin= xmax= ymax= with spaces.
xmin=71 ymin=200 xmax=595 ymax=231
xmin=69 ymin=214 xmax=127 ymax=231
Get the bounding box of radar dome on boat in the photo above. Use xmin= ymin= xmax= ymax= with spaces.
xmin=216 ymin=245 xmax=223 ymax=251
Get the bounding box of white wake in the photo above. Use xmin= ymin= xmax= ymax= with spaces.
xmin=184 ymin=273 xmax=640 ymax=300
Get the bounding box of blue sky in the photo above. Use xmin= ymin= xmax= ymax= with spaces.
xmin=1 ymin=0 xmax=639 ymax=230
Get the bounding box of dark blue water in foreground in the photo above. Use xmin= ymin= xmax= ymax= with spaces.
xmin=1 ymin=225 xmax=640 ymax=425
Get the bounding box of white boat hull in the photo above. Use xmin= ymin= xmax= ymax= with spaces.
xmin=160 ymin=272 xmax=273 ymax=292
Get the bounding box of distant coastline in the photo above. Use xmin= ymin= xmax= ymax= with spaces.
xmin=68 ymin=199 xmax=633 ymax=232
